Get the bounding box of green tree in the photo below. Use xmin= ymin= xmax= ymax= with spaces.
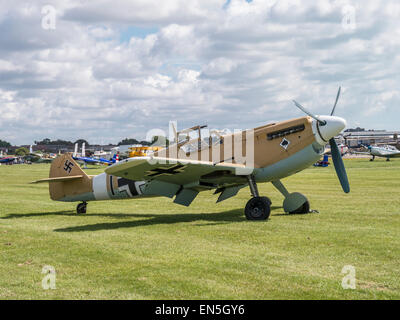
xmin=117 ymin=138 xmax=153 ymax=146
xmin=151 ymin=136 xmax=169 ymax=147
xmin=74 ymin=139 xmax=90 ymax=146
xmin=118 ymin=138 xmax=140 ymax=145
xmin=34 ymin=138 xmax=74 ymax=146
xmin=15 ymin=147 xmax=29 ymax=156
xmin=0 ymin=139 xmax=11 ymax=148
xmin=35 ymin=138 xmax=51 ymax=145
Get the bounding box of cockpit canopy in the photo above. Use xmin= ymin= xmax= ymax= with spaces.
xmin=172 ymin=124 xmax=230 ymax=153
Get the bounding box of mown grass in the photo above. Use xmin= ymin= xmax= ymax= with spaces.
xmin=0 ymin=159 xmax=399 ymax=299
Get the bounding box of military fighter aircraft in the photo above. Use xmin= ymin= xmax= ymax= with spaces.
xmin=22 ymin=146 xmax=54 ymax=164
xmin=356 ymin=144 xmax=400 ymax=161
xmin=33 ymin=88 xmax=349 ymax=219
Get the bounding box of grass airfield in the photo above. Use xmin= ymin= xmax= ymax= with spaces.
xmin=0 ymin=159 xmax=399 ymax=299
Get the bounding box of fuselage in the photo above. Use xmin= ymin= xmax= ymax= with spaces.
xmin=369 ymin=145 xmax=400 ymax=158
xmin=52 ymin=115 xmax=346 ymax=203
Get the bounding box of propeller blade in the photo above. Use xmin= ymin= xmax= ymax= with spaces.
xmin=292 ymin=100 xmax=326 ymax=125
xmin=329 ymin=138 xmax=350 ymax=193
xmin=330 ymin=86 xmax=341 ymax=116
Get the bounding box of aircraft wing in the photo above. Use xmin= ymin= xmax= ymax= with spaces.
xmin=351 ymin=151 xmax=370 ymax=155
xmin=105 ymin=156 xmax=251 ymax=184
xmin=105 ymin=156 xmax=251 ymax=206
xmin=371 ymin=150 xmax=400 ymax=157
xmin=388 ymin=151 xmax=400 ymax=158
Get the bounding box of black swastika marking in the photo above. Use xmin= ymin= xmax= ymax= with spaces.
xmin=63 ymin=160 xmax=74 ymax=174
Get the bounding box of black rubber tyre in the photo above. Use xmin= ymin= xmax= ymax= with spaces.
xmin=245 ymin=197 xmax=271 ymax=220
xmin=289 ymin=201 xmax=310 ymax=214
xmin=77 ymin=203 xmax=87 ymax=214
xmin=262 ymin=196 xmax=272 ymax=205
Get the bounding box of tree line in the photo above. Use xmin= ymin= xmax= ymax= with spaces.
xmin=0 ymin=137 xmax=161 ymax=147
xmin=0 ymin=139 xmax=11 ymax=148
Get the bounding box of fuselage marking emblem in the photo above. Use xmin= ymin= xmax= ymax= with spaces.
xmin=280 ymin=138 xmax=290 ymax=150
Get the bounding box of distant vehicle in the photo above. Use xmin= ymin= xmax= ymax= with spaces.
xmin=356 ymin=145 xmax=400 ymax=161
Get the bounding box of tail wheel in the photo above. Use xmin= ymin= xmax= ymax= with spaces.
xmin=289 ymin=201 xmax=310 ymax=214
xmin=245 ymin=197 xmax=271 ymax=220
xmin=77 ymin=202 xmax=87 ymax=214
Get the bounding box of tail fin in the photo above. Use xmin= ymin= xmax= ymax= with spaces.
xmin=47 ymin=153 xmax=93 ymax=201
xmin=73 ymin=143 xmax=78 ymax=157
xmin=111 ymin=152 xmax=119 ymax=163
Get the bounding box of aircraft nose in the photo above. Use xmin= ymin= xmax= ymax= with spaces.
xmin=313 ymin=116 xmax=347 ymax=145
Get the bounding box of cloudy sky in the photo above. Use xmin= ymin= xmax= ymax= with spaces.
xmin=1 ymin=0 xmax=400 ymax=145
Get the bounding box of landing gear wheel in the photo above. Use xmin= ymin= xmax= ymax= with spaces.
xmin=263 ymin=196 xmax=272 ymax=205
xmin=289 ymin=201 xmax=310 ymax=214
xmin=76 ymin=202 xmax=87 ymax=214
xmin=245 ymin=197 xmax=271 ymax=220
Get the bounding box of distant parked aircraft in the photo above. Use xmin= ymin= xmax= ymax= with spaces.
xmin=23 ymin=145 xmax=54 ymax=164
xmin=356 ymin=145 xmax=400 ymax=161
xmin=0 ymin=156 xmax=16 ymax=164
xmin=73 ymin=143 xmax=118 ymax=168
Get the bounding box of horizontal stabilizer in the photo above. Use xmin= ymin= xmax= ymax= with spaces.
xmin=31 ymin=175 xmax=84 ymax=184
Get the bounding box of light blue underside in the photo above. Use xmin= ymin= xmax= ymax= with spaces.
xmin=254 ymin=143 xmax=323 ymax=183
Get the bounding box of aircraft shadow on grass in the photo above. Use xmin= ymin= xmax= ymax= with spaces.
xmin=1 ymin=206 xmax=287 ymax=232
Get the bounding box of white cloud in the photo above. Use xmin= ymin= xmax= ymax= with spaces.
xmin=1 ymin=1 xmax=400 ymax=144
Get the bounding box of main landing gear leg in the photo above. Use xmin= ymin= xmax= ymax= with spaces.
xmin=244 ymin=175 xmax=271 ymax=220
xmin=370 ymin=155 xmax=375 ymax=161
xmin=77 ymin=202 xmax=87 ymax=214
xmin=272 ymin=180 xmax=310 ymax=214
xmin=386 ymin=157 xmax=390 ymax=162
